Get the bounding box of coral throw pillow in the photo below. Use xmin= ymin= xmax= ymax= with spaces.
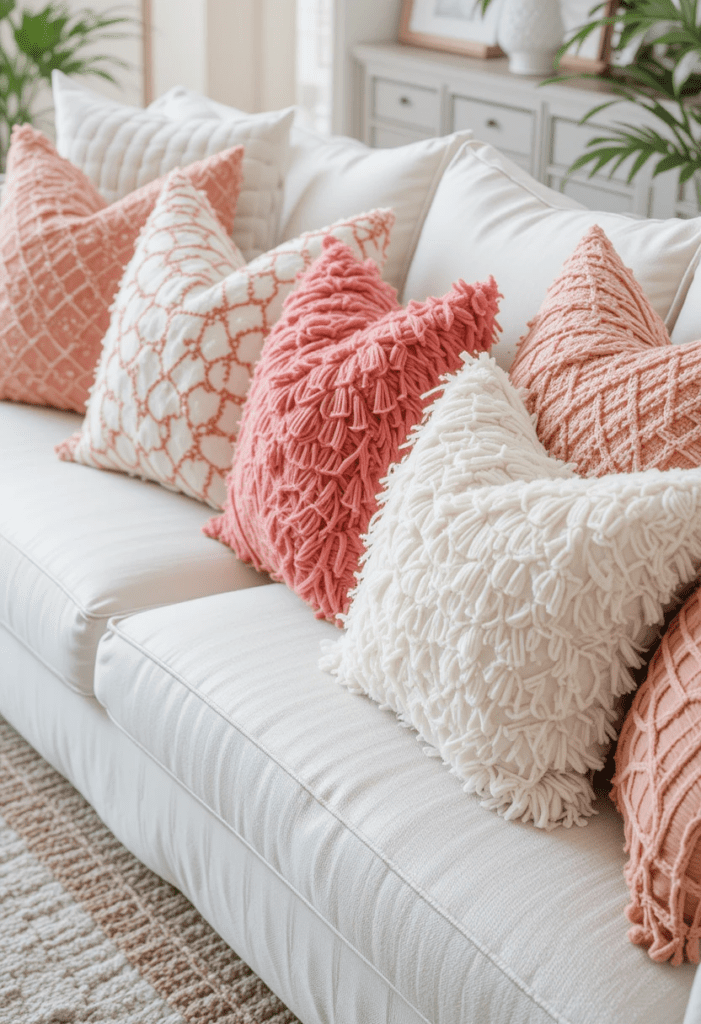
xmin=57 ymin=176 xmax=394 ymax=509
xmin=321 ymin=354 xmax=701 ymax=829
xmin=613 ymin=584 xmax=701 ymax=965
xmin=0 ymin=126 xmax=244 ymax=413
xmin=509 ymin=225 xmax=701 ymax=475
xmin=205 ymin=237 xmax=500 ymax=621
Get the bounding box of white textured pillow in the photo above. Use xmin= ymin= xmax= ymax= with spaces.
xmin=52 ymin=70 xmax=293 ymax=261
xmin=148 ymin=84 xmax=472 ymax=295
xmin=403 ymin=139 xmax=701 ymax=369
xmin=321 ymin=355 xmax=701 ymax=830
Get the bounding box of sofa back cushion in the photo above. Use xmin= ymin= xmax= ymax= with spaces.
xmin=403 ymin=139 xmax=701 ymax=370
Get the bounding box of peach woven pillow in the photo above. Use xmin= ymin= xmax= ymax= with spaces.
xmin=0 ymin=125 xmax=244 ymax=412
xmin=509 ymin=225 xmax=701 ymax=475
xmin=57 ymin=175 xmax=394 ymax=509
xmin=613 ymin=584 xmax=701 ymax=966
xmin=205 ymin=237 xmax=500 ymax=622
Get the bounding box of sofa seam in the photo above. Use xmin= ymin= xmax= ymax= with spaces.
xmin=103 ymin=620 xmax=571 ymax=1024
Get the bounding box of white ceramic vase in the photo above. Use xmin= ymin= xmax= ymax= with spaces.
xmin=497 ymin=0 xmax=564 ymax=76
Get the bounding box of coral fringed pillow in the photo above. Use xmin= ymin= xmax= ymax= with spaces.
xmin=58 ymin=176 xmax=394 ymax=508
xmin=206 ymin=238 xmax=500 ymax=621
xmin=0 ymin=126 xmax=244 ymax=413
xmin=321 ymin=355 xmax=701 ymax=830
xmin=510 ymin=225 xmax=701 ymax=475
xmin=612 ymin=584 xmax=701 ymax=965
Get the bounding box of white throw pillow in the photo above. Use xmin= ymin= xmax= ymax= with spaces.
xmin=149 ymin=84 xmax=472 ymax=295
xmin=51 ymin=70 xmax=294 ymax=261
xmin=321 ymin=354 xmax=701 ymax=830
xmin=403 ymin=139 xmax=701 ymax=369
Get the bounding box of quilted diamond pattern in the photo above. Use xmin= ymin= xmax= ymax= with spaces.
xmin=0 ymin=126 xmax=244 ymax=413
xmin=56 ymin=172 xmax=394 ymax=509
xmin=509 ymin=226 xmax=701 ymax=475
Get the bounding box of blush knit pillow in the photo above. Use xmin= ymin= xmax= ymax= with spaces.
xmin=612 ymin=583 xmax=701 ymax=965
xmin=205 ymin=237 xmax=500 ymax=621
xmin=509 ymin=225 xmax=701 ymax=475
xmin=0 ymin=125 xmax=243 ymax=413
xmin=321 ymin=354 xmax=701 ymax=830
xmin=57 ymin=178 xmax=394 ymax=509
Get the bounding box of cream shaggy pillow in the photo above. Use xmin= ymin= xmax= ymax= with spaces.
xmin=321 ymin=354 xmax=701 ymax=830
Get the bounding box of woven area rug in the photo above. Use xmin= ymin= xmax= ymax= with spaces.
xmin=0 ymin=716 xmax=298 ymax=1024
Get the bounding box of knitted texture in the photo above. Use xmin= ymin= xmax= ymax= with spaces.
xmin=509 ymin=225 xmax=701 ymax=475
xmin=612 ymin=584 xmax=701 ymax=965
xmin=321 ymin=354 xmax=701 ymax=829
xmin=57 ymin=180 xmax=393 ymax=508
xmin=206 ymin=237 xmax=500 ymax=621
xmin=0 ymin=125 xmax=243 ymax=413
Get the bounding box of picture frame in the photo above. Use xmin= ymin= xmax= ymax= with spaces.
xmin=559 ymin=0 xmax=618 ymax=74
xmin=399 ymin=0 xmax=505 ymax=60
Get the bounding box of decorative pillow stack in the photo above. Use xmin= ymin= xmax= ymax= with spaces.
xmin=612 ymin=583 xmax=701 ymax=965
xmin=0 ymin=126 xmax=243 ymax=413
xmin=57 ymin=174 xmax=394 ymax=509
xmin=206 ymin=237 xmax=500 ymax=620
xmin=321 ymin=355 xmax=701 ymax=830
xmin=510 ymin=225 xmax=701 ymax=475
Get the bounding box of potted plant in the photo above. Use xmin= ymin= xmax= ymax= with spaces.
xmin=0 ymin=1 xmax=134 ymax=171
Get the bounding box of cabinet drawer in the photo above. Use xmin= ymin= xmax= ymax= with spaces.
xmin=452 ymin=96 xmax=533 ymax=156
xmin=550 ymin=117 xmax=631 ymax=183
xmin=370 ymin=124 xmax=430 ymax=148
xmin=372 ymin=78 xmax=440 ymax=132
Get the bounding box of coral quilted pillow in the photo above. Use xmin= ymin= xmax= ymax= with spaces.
xmin=57 ymin=175 xmax=394 ymax=509
xmin=510 ymin=225 xmax=701 ymax=475
xmin=205 ymin=237 xmax=500 ymax=622
xmin=321 ymin=354 xmax=701 ymax=829
xmin=0 ymin=126 xmax=243 ymax=413
xmin=612 ymin=584 xmax=701 ymax=965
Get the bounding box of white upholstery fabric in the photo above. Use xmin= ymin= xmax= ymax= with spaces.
xmin=93 ymin=583 xmax=695 ymax=1024
xmin=0 ymin=402 xmax=266 ymax=696
xmin=0 ymin=626 xmax=427 ymax=1024
xmin=149 ymin=85 xmax=471 ymax=295
xmin=52 ymin=71 xmax=293 ymax=261
xmin=403 ymin=139 xmax=701 ymax=369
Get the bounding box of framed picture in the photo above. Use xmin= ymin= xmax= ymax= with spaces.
xmin=399 ymin=0 xmax=506 ymax=60
xmin=559 ymin=0 xmax=617 ymax=73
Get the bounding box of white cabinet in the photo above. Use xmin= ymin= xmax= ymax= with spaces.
xmin=353 ymin=42 xmax=688 ymax=219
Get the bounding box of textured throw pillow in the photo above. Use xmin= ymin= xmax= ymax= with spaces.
xmin=52 ymin=70 xmax=293 ymax=261
xmin=403 ymin=139 xmax=701 ymax=368
xmin=612 ymin=584 xmax=701 ymax=965
xmin=321 ymin=354 xmax=701 ymax=829
xmin=0 ymin=126 xmax=243 ymax=413
xmin=205 ymin=237 xmax=500 ymax=621
xmin=510 ymin=226 xmax=701 ymax=475
xmin=57 ymin=178 xmax=394 ymax=509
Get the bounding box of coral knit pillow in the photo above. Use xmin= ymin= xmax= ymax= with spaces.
xmin=57 ymin=176 xmax=394 ymax=509
xmin=205 ymin=236 xmax=500 ymax=622
xmin=509 ymin=225 xmax=701 ymax=475
xmin=613 ymin=583 xmax=701 ymax=965
xmin=0 ymin=125 xmax=244 ymax=412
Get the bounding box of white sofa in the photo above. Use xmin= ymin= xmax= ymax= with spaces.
xmin=4 ymin=96 xmax=701 ymax=1024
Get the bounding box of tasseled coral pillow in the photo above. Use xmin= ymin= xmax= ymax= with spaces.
xmin=613 ymin=584 xmax=701 ymax=965
xmin=0 ymin=125 xmax=244 ymax=413
xmin=509 ymin=225 xmax=701 ymax=475
xmin=205 ymin=236 xmax=500 ymax=621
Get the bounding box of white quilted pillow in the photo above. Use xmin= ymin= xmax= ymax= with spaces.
xmin=321 ymin=355 xmax=701 ymax=830
xmin=51 ymin=70 xmax=293 ymax=261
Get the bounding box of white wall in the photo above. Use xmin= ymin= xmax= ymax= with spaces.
xmin=332 ymin=0 xmax=402 ymax=135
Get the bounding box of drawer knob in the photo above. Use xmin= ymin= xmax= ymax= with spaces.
xmin=399 ymin=95 xmax=412 ymax=106
xmin=486 ymin=118 xmax=501 ymax=130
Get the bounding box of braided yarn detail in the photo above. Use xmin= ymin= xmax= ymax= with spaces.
xmin=613 ymin=584 xmax=701 ymax=965
xmin=206 ymin=236 xmax=501 ymax=622
xmin=0 ymin=125 xmax=244 ymax=413
xmin=510 ymin=225 xmax=701 ymax=475
xmin=321 ymin=354 xmax=701 ymax=829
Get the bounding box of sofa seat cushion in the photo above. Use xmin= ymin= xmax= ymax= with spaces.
xmin=0 ymin=401 xmax=266 ymax=696
xmin=94 ymin=584 xmax=694 ymax=1024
